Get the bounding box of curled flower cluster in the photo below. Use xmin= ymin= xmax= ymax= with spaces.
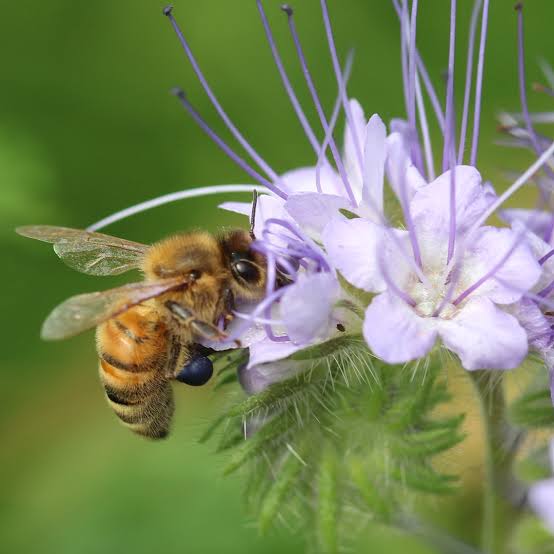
xmin=206 ymin=2 xmax=554 ymax=395
xmin=87 ymin=2 xmax=554 ymax=395
xmin=71 ymin=0 xmax=554 ymax=548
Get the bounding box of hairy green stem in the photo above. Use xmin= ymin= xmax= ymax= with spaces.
xmin=470 ymin=370 xmax=518 ymax=554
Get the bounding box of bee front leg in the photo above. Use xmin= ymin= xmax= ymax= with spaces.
xmin=222 ymin=288 xmax=235 ymax=328
xmin=164 ymin=301 xmax=240 ymax=347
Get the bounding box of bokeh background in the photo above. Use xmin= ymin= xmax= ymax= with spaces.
xmin=2 ymin=1 xmax=554 ymax=552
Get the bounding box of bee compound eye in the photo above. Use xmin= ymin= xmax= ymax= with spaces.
xmin=176 ymin=355 xmax=213 ymax=386
xmin=234 ymin=260 xmax=259 ymax=283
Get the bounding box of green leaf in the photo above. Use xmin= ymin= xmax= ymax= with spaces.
xmin=223 ymin=415 xmax=293 ymax=475
xmin=509 ymin=389 xmax=554 ymax=428
xmin=213 ymin=371 xmax=238 ymax=391
xmin=316 ymin=446 xmax=339 ymax=554
xmin=259 ymin=451 xmax=304 ymax=534
xmin=392 ymin=464 xmax=458 ymax=494
xmin=338 ymin=208 xmax=359 ymax=219
xmin=392 ymin=428 xmax=465 ymax=457
xmin=336 ymin=271 xmax=374 ymax=307
xmin=348 ymin=457 xmax=391 ymax=521
xmin=510 ymin=514 xmax=554 ymax=554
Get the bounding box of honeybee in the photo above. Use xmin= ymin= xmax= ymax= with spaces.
xmin=17 ymin=215 xmax=266 ymax=439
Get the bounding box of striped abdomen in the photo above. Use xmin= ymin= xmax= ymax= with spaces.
xmin=96 ymin=306 xmax=174 ymax=439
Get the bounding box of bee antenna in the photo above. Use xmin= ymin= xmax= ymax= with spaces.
xmin=250 ymin=189 xmax=259 ymax=239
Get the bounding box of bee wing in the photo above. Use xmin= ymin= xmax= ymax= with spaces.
xmin=41 ymin=278 xmax=186 ymax=341
xmin=16 ymin=225 xmax=148 ymax=276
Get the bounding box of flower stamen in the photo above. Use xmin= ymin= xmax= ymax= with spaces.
xmin=256 ymin=0 xmax=321 ymax=155
xmin=172 ymin=88 xmax=287 ymax=199
xmin=282 ymin=4 xmax=357 ymax=206
xmin=164 ymin=6 xmax=289 ymax=194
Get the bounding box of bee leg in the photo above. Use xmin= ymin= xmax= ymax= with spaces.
xmin=222 ymin=288 xmax=236 ymax=328
xmin=164 ymin=300 xmax=241 ymax=347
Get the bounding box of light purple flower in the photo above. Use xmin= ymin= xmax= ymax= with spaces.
xmin=324 ymin=166 xmax=542 ymax=369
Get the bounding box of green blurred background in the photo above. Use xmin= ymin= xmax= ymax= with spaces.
xmin=2 ymin=1 xmax=554 ymax=552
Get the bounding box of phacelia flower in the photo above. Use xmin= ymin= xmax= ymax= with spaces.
xmin=85 ymin=1 xmax=554 ymax=390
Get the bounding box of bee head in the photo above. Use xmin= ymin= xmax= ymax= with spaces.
xmin=220 ymin=229 xmax=266 ymax=301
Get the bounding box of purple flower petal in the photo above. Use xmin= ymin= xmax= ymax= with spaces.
xmin=501 ymin=208 xmax=553 ymax=240
xmin=248 ymin=335 xmax=303 ymax=368
xmin=281 ymin=164 xmax=343 ymax=196
xmin=385 ymin=132 xmax=427 ymax=202
xmin=281 ymin=273 xmax=339 ymax=344
xmin=219 ymin=201 xmax=251 ymax=216
xmin=362 ymin=114 xmax=386 ymax=216
xmin=438 ymin=296 xmax=528 ymax=370
xmin=322 ymin=217 xmax=392 ymax=293
xmin=239 ymin=359 xmax=306 ymax=394
xmin=508 ymin=298 xmax=552 ymax=351
xmin=411 ymin=165 xmax=494 ymax=236
xmin=252 ymin=194 xmax=290 ymax=238
xmin=363 ymin=293 xmax=437 ymax=363
xmin=463 ymin=226 xmax=541 ymax=304
xmin=285 ymin=192 xmax=350 ymax=236
xmin=529 ymin=477 xmax=554 ymax=534
xmin=343 ymin=98 xmax=366 ymax=192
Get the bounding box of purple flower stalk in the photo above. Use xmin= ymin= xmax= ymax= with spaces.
xmin=87 ymin=2 xmax=554 ymax=391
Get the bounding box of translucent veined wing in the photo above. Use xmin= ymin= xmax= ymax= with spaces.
xmin=41 ymin=277 xmax=187 ymax=340
xmin=16 ymin=225 xmax=148 ymax=276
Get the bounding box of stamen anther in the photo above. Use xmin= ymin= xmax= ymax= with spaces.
xmin=163 ymin=5 xmax=173 ymax=16
xmin=281 ymin=4 xmax=293 ymax=16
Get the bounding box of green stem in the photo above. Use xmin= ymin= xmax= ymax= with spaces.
xmin=469 ymin=370 xmax=518 ymax=554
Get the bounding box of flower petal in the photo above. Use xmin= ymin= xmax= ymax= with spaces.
xmin=529 ymin=477 xmax=554 ymax=534
xmin=285 ymin=192 xmax=350 ymax=236
xmin=363 ymin=293 xmax=437 ymax=363
xmin=281 ymin=164 xmax=344 ymax=196
xmin=385 ymin=132 xmax=427 ymax=202
xmin=343 ymin=98 xmax=366 ymax=194
xmin=248 ymin=335 xmax=303 ymax=368
xmin=239 ymin=359 xmax=306 ymax=394
xmin=322 ymin=217 xmax=389 ymax=292
xmin=362 ymin=114 xmax=386 ymax=217
xmin=281 ymin=273 xmax=339 ymax=344
xmin=501 ymin=208 xmax=554 ymax=240
xmin=462 ymin=226 xmax=542 ymax=304
xmin=411 ymin=165 xmax=495 ymax=236
xmin=507 ymin=298 xmax=553 ymax=351
xmin=438 ymin=296 xmax=528 ymax=370
xmin=219 ymin=201 xmax=251 ymax=216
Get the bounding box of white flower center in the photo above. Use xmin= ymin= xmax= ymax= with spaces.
xmin=409 ymin=270 xmax=459 ymax=319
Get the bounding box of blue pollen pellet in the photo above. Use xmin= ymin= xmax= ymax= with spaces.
xmin=176 ymin=356 xmax=214 ymax=386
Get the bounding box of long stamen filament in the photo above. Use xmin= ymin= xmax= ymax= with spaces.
xmin=442 ymin=0 xmax=457 ymax=173
xmin=87 ymin=184 xmax=264 ymax=232
xmin=469 ymin=0 xmax=490 ymax=166
xmin=320 ymin=0 xmax=364 ymax=174
xmin=317 ymin=51 xmax=354 ymax=193
xmin=458 ymin=0 xmax=483 ymax=164
xmin=164 ymin=6 xmax=286 ymax=190
xmin=173 ymin=89 xmax=287 ymax=199
xmin=282 ymin=5 xmax=357 ymax=206
xmin=256 ymin=0 xmax=321 ymax=154
xmin=467 ymin=140 xmax=554 ymax=238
